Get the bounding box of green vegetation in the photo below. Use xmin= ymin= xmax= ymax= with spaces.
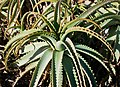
xmin=0 ymin=0 xmax=120 ymax=87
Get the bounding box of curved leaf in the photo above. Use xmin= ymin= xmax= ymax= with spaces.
xmin=61 ymin=0 xmax=120 ymax=33
xmin=79 ymin=0 xmax=120 ymax=18
xmin=33 ymin=0 xmax=58 ymax=12
xmin=79 ymin=57 xmax=96 ymax=87
xmin=4 ymin=29 xmax=56 ymax=52
xmin=63 ymin=38 xmax=85 ymax=87
xmin=41 ymin=35 xmax=56 ymax=50
xmin=62 ymin=18 xmax=102 ymax=33
xmin=52 ymin=50 xmax=64 ymax=87
xmin=30 ymin=49 xmax=53 ymax=87
xmin=62 ymin=54 xmax=78 ymax=87
xmin=40 ymin=14 xmax=56 ymax=32
xmin=54 ymin=0 xmax=61 ymax=31
xmin=75 ymin=44 xmax=110 ymax=72
xmin=4 ymin=29 xmax=40 ymax=51
xmin=114 ymin=26 xmax=120 ymax=62
xmin=14 ymin=44 xmax=48 ymax=67
xmin=61 ymin=27 xmax=114 ymax=60
xmin=75 ymin=44 xmax=104 ymax=59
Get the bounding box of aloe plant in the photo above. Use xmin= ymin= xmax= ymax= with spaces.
xmin=2 ymin=0 xmax=120 ymax=87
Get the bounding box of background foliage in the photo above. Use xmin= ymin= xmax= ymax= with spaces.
xmin=0 ymin=0 xmax=120 ymax=87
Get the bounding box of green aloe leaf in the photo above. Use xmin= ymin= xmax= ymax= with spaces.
xmin=63 ymin=38 xmax=85 ymax=87
xmin=31 ymin=7 xmax=54 ymax=29
xmin=20 ymin=42 xmax=47 ymax=54
xmin=20 ymin=11 xmax=30 ymax=31
xmin=42 ymin=4 xmax=54 ymax=15
xmin=61 ymin=0 xmax=120 ymax=33
xmin=40 ymin=14 xmax=56 ymax=32
xmin=114 ymin=26 xmax=120 ymax=62
xmin=79 ymin=57 xmax=96 ymax=87
xmin=75 ymin=44 xmax=110 ymax=72
xmin=8 ymin=0 xmax=25 ymax=27
xmin=94 ymin=14 xmax=120 ymax=23
xmin=4 ymin=30 xmax=56 ymax=70
xmin=30 ymin=49 xmax=53 ymax=87
xmin=4 ymin=29 xmax=40 ymax=51
xmin=62 ymin=54 xmax=78 ymax=87
xmin=62 ymin=18 xmax=102 ymax=33
xmin=79 ymin=0 xmax=120 ymax=18
xmin=8 ymin=1 xmax=18 ymax=26
xmin=61 ymin=27 xmax=114 ymax=60
xmin=41 ymin=35 xmax=56 ymax=50
xmin=14 ymin=44 xmax=48 ymax=67
xmin=4 ymin=29 xmax=54 ymax=52
xmin=75 ymin=44 xmax=104 ymax=59
xmin=33 ymin=0 xmax=58 ymax=11
xmin=0 ymin=0 xmax=7 ymax=10
xmin=54 ymin=0 xmax=61 ymax=31
xmin=52 ymin=50 xmax=64 ymax=87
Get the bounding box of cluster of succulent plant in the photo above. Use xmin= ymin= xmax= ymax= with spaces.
xmin=0 ymin=0 xmax=120 ymax=87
